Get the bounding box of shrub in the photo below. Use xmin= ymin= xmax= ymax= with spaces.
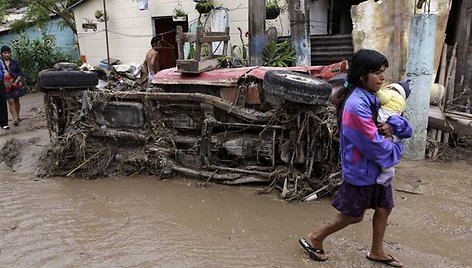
xmin=11 ymin=33 xmax=79 ymax=89
xmin=261 ymin=39 xmax=295 ymax=67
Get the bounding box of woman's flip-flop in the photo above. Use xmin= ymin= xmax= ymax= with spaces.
xmin=366 ymin=254 xmax=403 ymax=267
xmin=298 ymin=238 xmax=328 ymax=261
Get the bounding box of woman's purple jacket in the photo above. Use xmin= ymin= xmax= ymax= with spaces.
xmin=340 ymin=87 xmax=413 ymax=186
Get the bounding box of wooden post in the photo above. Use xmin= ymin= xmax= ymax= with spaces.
xmin=445 ymin=43 xmax=457 ymax=110
xmin=248 ymin=0 xmax=266 ymax=66
xmin=431 ymin=43 xmax=447 ymax=159
xmin=455 ymin=0 xmax=472 ymax=98
xmin=195 ymin=26 xmax=204 ymax=61
xmin=176 ymin=26 xmax=184 ymax=60
xmin=288 ymin=0 xmax=311 ymax=66
xmin=441 ymin=43 xmax=458 ymax=145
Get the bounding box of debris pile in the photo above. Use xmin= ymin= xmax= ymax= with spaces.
xmin=39 ymin=65 xmax=345 ymax=201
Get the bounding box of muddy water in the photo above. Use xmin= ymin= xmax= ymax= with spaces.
xmin=0 ymin=168 xmax=327 ymax=268
xmin=1 ymin=162 xmax=471 ymax=268
xmin=1 ymin=92 xmax=471 ymax=267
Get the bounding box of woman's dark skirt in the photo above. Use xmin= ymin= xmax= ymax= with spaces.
xmin=331 ymin=182 xmax=394 ymax=218
xmin=6 ymin=87 xmax=25 ymax=100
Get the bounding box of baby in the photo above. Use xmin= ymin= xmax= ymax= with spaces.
xmin=376 ymin=79 xmax=411 ymax=186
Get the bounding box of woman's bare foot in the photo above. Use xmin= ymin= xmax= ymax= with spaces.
xmin=299 ymin=237 xmax=328 ymax=261
xmin=308 ymin=232 xmax=324 ymax=249
xmin=367 ymin=253 xmax=403 ymax=267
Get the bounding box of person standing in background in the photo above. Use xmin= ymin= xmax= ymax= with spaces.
xmin=2 ymin=45 xmax=25 ymax=126
xmin=137 ymin=36 xmax=161 ymax=86
xmin=0 ymin=48 xmax=8 ymax=130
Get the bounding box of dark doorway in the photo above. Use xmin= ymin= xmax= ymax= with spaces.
xmin=153 ymin=17 xmax=188 ymax=70
xmin=327 ymin=1 xmax=354 ymax=35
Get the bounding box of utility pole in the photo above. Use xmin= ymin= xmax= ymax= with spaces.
xmin=103 ymin=0 xmax=111 ymax=68
xmin=288 ymin=0 xmax=311 ymax=66
xmin=403 ymin=14 xmax=437 ymax=160
xmin=248 ymin=0 xmax=266 ymax=66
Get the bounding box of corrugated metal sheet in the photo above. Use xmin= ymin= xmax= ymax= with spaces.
xmin=310 ymin=34 xmax=354 ymax=65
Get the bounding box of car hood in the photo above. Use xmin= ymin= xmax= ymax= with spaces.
xmin=152 ymin=65 xmax=328 ymax=87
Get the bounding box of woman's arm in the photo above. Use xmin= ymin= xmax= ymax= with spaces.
xmin=342 ymin=100 xmax=404 ymax=168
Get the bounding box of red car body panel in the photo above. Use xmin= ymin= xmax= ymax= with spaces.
xmin=151 ymin=64 xmax=344 ymax=87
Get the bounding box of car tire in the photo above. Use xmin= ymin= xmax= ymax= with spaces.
xmin=53 ymin=62 xmax=80 ymax=71
xmin=263 ymin=70 xmax=332 ymax=105
xmin=39 ymin=70 xmax=98 ymax=89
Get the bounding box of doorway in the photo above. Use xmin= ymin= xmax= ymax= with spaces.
xmin=153 ymin=17 xmax=189 ymax=70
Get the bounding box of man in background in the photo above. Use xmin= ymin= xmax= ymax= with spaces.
xmin=137 ymin=36 xmax=161 ymax=86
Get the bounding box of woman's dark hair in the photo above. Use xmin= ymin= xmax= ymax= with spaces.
xmin=1 ymin=45 xmax=11 ymax=54
xmin=347 ymin=49 xmax=389 ymax=87
xmin=334 ymin=49 xmax=388 ymax=125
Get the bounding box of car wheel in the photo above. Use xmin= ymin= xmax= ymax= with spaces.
xmin=53 ymin=62 xmax=80 ymax=71
xmin=263 ymin=70 xmax=332 ymax=105
xmin=39 ymin=70 xmax=98 ymax=89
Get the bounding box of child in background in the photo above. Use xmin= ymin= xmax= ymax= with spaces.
xmin=375 ymin=79 xmax=411 ymax=186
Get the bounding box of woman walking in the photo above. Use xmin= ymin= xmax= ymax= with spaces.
xmin=2 ymin=45 xmax=25 ymax=126
xmin=299 ymin=49 xmax=412 ymax=267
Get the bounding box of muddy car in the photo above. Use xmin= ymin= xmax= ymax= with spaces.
xmin=39 ymin=61 xmax=347 ymax=200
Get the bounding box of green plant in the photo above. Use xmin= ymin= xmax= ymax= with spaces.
xmin=11 ymin=33 xmax=79 ymax=88
xmin=261 ymin=39 xmax=295 ymax=67
xmin=231 ymin=27 xmax=249 ymax=67
xmin=195 ymin=0 xmax=214 ymax=14
xmin=173 ymin=6 xmax=186 ymax=16
xmin=266 ymin=0 xmax=279 ymax=9
xmin=94 ymin=10 xmax=104 ymax=19
xmin=1 ymin=0 xmax=78 ymax=35
xmin=217 ymin=55 xmax=233 ymax=68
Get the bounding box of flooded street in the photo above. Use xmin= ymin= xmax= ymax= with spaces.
xmin=1 ymin=163 xmax=471 ymax=268
xmin=1 ymin=92 xmax=471 ymax=268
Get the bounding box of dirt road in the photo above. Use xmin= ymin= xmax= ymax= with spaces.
xmin=0 ymin=92 xmax=471 ymax=268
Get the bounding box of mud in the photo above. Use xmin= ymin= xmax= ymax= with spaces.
xmin=1 ymin=92 xmax=471 ymax=268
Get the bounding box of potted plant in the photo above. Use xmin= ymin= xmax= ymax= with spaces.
xmin=82 ymin=18 xmax=97 ymax=32
xmin=195 ymin=0 xmax=214 ymax=14
xmin=173 ymin=6 xmax=187 ymax=22
xmin=94 ymin=10 xmax=107 ymax=22
xmin=266 ymin=0 xmax=281 ymax=20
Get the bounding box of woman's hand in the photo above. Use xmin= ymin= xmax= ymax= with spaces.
xmin=377 ymin=122 xmax=392 ymax=138
xmin=12 ymin=77 xmax=22 ymax=87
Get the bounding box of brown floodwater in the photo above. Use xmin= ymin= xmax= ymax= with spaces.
xmin=1 ymin=92 xmax=471 ymax=268
xmin=1 ymin=161 xmax=471 ymax=268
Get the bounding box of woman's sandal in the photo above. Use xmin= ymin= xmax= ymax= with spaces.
xmin=366 ymin=253 xmax=403 ymax=267
xmin=298 ymin=238 xmax=328 ymax=261
xmin=13 ymin=120 xmax=19 ymax=126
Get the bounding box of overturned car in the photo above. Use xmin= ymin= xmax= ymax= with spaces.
xmin=39 ymin=62 xmax=347 ymax=200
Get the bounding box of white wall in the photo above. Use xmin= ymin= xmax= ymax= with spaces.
xmin=309 ymin=0 xmax=329 ymax=35
xmin=74 ymin=0 xmax=153 ymax=66
xmin=73 ymin=0 xmax=333 ymax=66
xmin=74 ymin=0 xmax=249 ymax=67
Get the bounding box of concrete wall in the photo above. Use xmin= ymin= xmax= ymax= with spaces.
xmin=351 ymin=0 xmax=450 ymax=83
xmin=266 ymin=0 xmax=330 ymax=37
xmin=74 ymin=0 xmax=153 ymax=66
xmin=309 ymin=0 xmax=329 ymax=35
xmin=0 ymin=18 xmax=79 ymax=59
xmin=73 ymin=0 xmax=248 ymax=66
